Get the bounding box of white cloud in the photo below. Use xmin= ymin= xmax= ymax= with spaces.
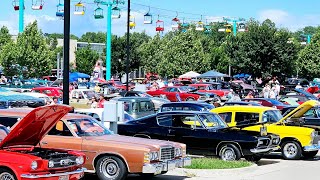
xmin=259 ymin=9 xmax=290 ymax=25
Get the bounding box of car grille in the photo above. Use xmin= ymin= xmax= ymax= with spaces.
xmin=160 ymin=146 xmax=175 ymax=161
xmin=313 ymin=135 xmax=320 ymax=144
xmin=49 ymin=156 xmax=77 ymax=168
xmin=257 ymin=138 xmax=270 ymax=147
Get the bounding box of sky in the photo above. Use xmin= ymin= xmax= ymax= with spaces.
xmin=1 ymin=0 xmax=320 ymax=37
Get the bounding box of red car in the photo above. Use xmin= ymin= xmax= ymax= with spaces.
xmin=108 ymin=80 xmax=131 ymax=91
xmin=147 ymin=86 xmax=205 ymax=102
xmin=32 ymin=87 xmax=63 ymax=97
xmin=189 ymin=84 xmax=226 ymax=97
xmin=0 ymin=105 xmax=85 ymax=180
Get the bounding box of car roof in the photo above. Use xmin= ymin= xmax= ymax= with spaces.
xmin=212 ymin=105 xmax=277 ymax=113
xmin=112 ymin=96 xmax=151 ymax=101
xmin=32 ymin=87 xmax=61 ymax=90
xmin=158 ymin=111 xmax=213 ymax=116
xmin=162 ymin=102 xmax=212 ymax=106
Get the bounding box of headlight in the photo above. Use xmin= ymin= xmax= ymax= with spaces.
xmin=311 ymin=131 xmax=317 ymax=139
xmin=31 ymin=161 xmax=38 ymax=170
xmin=257 ymin=139 xmax=264 ymax=146
xmin=149 ymin=152 xmax=159 ymax=161
xmin=75 ymin=156 xmax=84 ymax=165
xmin=48 ymin=160 xmax=54 ymax=168
xmin=272 ymin=137 xmax=280 ymax=145
xmin=175 ymin=148 xmax=182 ymax=157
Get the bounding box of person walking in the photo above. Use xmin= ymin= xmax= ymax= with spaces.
xmin=263 ymin=84 xmax=270 ymax=98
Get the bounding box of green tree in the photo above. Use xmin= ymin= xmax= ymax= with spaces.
xmin=16 ymin=21 xmax=53 ymax=78
xmin=0 ymin=41 xmax=19 ymax=76
xmin=79 ymin=32 xmax=106 ymax=43
xmin=75 ymin=45 xmax=99 ymax=75
xmin=0 ymin=26 xmax=12 ymax=49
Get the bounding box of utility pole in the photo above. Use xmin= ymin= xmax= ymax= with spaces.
xmin=19 ymin=0 xmax=24 ymax=33
xmin=126 ymin=0 xmax=130 ymax=91
xmin=62 ymin=0 xmax=70 ymax=104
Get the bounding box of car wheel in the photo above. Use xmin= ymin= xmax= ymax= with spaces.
xmin=186 ymin=97 xmax=195 ymax=101
xmin=96 ymin=156 xmax=127 ymax=180
xmin=218 ymin=144 xmax=241 ymax=161
xmin=244 ymin=155 xmax=262 ymax=162
xmin=0 ymin=168 xmax=16 ymax=180
xmin=281 ymin=141 xmax=302 ymax=160
xmin=302 ymin=150 xmax=318 ymax=159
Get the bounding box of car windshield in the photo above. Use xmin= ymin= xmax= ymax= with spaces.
xmin=137 ymin=92 xmax=153 ymax=98
xmin=262 ymin=110 xmax=283 ymax=123
xmin=268 ymin=99 xmax=284 ymax=105
xmin=67 ymin=118 xmax=113 ymax=137
xmin=198 ymin=114 xmax=228 ymax=129
xmin=178 ymin=86 xmax=190 ymax=92
xmin=83 ymin=91 xmax=96 ymax=99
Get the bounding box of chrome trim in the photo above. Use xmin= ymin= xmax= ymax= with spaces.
xmin=304 ymin=144 xmax=320 ymax=152
xmin=142 ymin=157 xmax=191 ymax=175
xmin=250 ymin=146 xmax=279 ymax=153
xmin=216 ymin=141 xmax=244 ymax=156
xmin=21 ymin=168 xmax=86 ymax=178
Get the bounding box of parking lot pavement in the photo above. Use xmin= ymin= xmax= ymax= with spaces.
xmin=82 ymin=152 xmax=320 ymax=180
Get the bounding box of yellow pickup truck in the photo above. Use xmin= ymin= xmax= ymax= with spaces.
xmin=211 ymin=104 xmax=320 ymax=160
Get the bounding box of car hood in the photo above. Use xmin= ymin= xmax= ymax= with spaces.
xmin=278 ymin=100 xmax=320 ymax=124
xmin=0 ymin=105 xmax=72 ymax=148
xmin=215 ymin=127 xmax=262 ymax=137
xmin=84 ymin=134 xmax=181 ymax=150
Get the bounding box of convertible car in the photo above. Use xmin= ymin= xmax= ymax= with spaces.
xmin=118 ymin=111 xmax=280 ymax=162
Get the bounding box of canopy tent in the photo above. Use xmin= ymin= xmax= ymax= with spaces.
xmin=233 ymin=73 xmax=251 ymax=78
xmin=179 ymin=71 xmax=200 ymax=78
xmin=69 ymin=72 xmax=90 ymax=82
xmin=197 ymin=70 xmax=229 ymax=78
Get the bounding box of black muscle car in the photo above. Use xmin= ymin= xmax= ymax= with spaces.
xmin=118 ymin=111 xmax=280 ymax=161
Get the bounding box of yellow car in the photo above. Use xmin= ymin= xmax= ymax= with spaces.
xmin=211 ymin=105 xmax=320 ymax=160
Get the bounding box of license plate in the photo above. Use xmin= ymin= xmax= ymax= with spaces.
xmin=59 ymin=175 xmax=69 ymax=180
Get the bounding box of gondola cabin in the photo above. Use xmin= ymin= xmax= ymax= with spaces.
xmin=12 ymin=0 xmax=25 ymax=11
xmin=218 ymin=22 xmax=226 ymax=32
xmin=74 ymin=2 xmax=85 ymax=15
xmin=225 ymin=24 xmax=232 ymax=33
xmin=56 ymin=3 xmax=64 ymax=17
xmin=31 ymin=0 xmax=44 ymax=10
xmin=144 ymin=13 xmax=152 ymax=24
xmin=181 ymin=22 xmax=189 ymax=32
xmin=238 ymin=23 xmax=247 ymax=32
xmin=129 ymin=16 xmax=136 ymax=29
xmin=112 ymin=6 xmax=121 ymax=19
xmin=204 ymin=25 xmax=212 ymax=34
xmin=171 ymin=17 xmax=180 ymax=31
xmin=196 ymin=21 xmax=204 ymax=31
xmin=94 ymin=7 xmax=104 ymax=19
xmin=156 ymin=20 xmax=164 ymax=32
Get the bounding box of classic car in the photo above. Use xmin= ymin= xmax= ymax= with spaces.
xmin=279 ymin=95 xmax=310 ymax=105
xmin=147 ymin=86 xmax=216 ymax=102
xmin=23 ymin=92 xmax=53 ymax=104
xmin=223 ymin=101 xmax=262 ymax=106
xmin=0 ymin=109 xmax=191 ymax=180
xmin=118 ymin=111 xmax=280 ymax=162
xmin=0 ymin=105 xmax=85 ymax=180
xmin=189 ymin=83 xmax=227 ymax=100
xmin=120 ymin=91 xmax=170 ymax=110
xmin=242 ymin=98 xmax=290 ymax=110
xmin=285 ymin=88 xmax=319 ymax=100
xmin=70 ymin=89 xmax=99 ymax=109
xmin=111 ymin=97 xmax=156 ymax=119
xmin=32 ymin=87 xmax=63 ymax=97
xmin=159 ymin=102 xmax=215 ymax=112
xmin=211 ymin=105 xmax=320 ymax=160
xmin=108 ymin=80 xmax=130 ymax=91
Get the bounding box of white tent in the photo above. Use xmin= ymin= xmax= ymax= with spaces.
xmin=179 ymin=71 xmax=200 ymax=78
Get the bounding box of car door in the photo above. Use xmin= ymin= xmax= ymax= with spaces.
xmin=165 ymin=87 xmax=177 ymax=101
xmin=303 ymin=108 xmax=320 ymax=126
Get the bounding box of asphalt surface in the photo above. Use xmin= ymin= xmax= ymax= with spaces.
xmin=82 ymin=152 xmax=320 ymax=180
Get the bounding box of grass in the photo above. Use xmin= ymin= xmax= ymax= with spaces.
xmin=185 ymin=158 xmax=252 ymax=169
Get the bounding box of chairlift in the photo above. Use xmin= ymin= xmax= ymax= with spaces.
xmin=12 ymin=0 xmax=25 ymax=11
xmin=129 ymin=16 xmax=136 ymax=29
xmin=238 ymin=23 xmax=247 ymax=32
xmin=112 ymin=6 xmax=121 ymax=19
xmin=218 ymin=22 xmax=226 ymax=32
xmin=156 ymin=17 xmax=164 ymax=32
xmin=56 ymin=2 xmax=64 ymax=17
xmin=74 ymin=2 xmax=85 ymax=15
xmin=171 ymin=12 xmax=180 ymax=31
xmin=180 ymin=18 xmax=189 ymax=32
xmin=196 ymin=21 xmax=204 ymax=31
xmin=225 ymin=24 xmax=232 ymax=33
xmin=204 ymin=25 xmax=212 ymax=34
xmin=31 ymin=0 xmax=44 ymax=10
xmin=94 ymin=7 xmax=104 ymax=19
xmin=144 ymin=7 xmax=152 ymax=24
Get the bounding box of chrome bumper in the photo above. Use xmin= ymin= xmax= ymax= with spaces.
xmin=304 ymin=144 xmax=320 ymax=151
xmin=250 ymin=146 xmax=279 ymax=153
xmin=21 ymin=168 xmax=85 ymax=179
xmin=142 ymin=157 xmax=191 ymax=175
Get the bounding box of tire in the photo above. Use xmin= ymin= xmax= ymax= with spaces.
xmin=0 ymin=168 xmax=17 ymax=180
xmin=281 ymin=141 xmax=302 ymax=160
xmin=302 ymin=150 xmax=318 ymax=159
xmin=186 ymin=97 xmax=195 ymax=101
xmin=218 ymin=143 xmax=241 ymax=161
xmin=244 ymin=155 xmax=262 ymax=162
xmin=96 ymin=156 xmax=128 ymax=180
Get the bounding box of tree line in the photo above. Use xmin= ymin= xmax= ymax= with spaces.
xmin=0 ymin=19 xmax=320 ymax=79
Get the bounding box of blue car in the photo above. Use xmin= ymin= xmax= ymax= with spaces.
xmin=159 ymin=102 xmax=215 ymax=112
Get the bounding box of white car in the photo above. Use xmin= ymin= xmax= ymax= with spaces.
xmin=22 ymin=92 xmax=52 ymax=104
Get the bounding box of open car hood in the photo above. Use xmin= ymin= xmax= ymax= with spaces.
xmin=278 ymin=100 xmax=320 ymax=123
xmin=0 ymin=105 xmax=72 ymax=148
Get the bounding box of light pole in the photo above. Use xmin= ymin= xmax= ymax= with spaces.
xmin=19 ymin=0 xmax=24 ymax=33
xmin=126 ymin=0 xmax=130 ymax=91
xmin=63 ymin=0 xmax=70 ymax=105
xmin=94 ymin=0 xmax=124 ymax=80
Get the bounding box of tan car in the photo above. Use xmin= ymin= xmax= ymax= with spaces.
xmin=0 ymin=109 xmax=191 ymax=180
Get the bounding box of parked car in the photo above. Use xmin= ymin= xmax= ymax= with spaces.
xmin=70 ymin=89 xmax=99 ymax=108
xmin=0 ymin=105 xmax=85 ymax=180
xmin=120 ymin=91 xmax=170 ymax=110
xmin=242 ymin=98 xmax=290 ymax=110
xmin=223 ymin=101 xmax=262 ymax=106
xmin=118 ymin=111 xmax=280 ymax=162
xmin=147 ymin=86 xmax=215 ymax=102
xmin=279 ymin=95 xmax=311 ymax=105
xmin=189 ymin=83 xmax=227 ymax=100
xmin=32 ymin=86 xmax=63 ymax=97
xmin=0 ymin=109 xmax=191 ymax=180
xmin=111 ymin=97 xmax=156 ymax=119
xmin=159 ymin=102 xmax=215 ymax=112
xmin=23 ymin=92 xmax=53 ymax=104
xmin=211 ymin=106 xmax=320 ymax=160
xmin=108 ymin=80 xmax=130 ymax=91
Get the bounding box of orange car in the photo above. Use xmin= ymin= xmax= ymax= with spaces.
xmin=0 ymin=109 xmax=191 ymax=180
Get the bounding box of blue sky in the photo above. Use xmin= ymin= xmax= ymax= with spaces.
xmin=1 ymin=0 xmax=320 ymax=37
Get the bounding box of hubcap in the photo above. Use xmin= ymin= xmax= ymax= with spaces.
xmin=221 ymin=147 xmax=236 ymax=161
xmin=283 ymin=143 xmax=298 ymax=158
xmin=101 ymin=159 xmax=120 ymax=178
xmin=0 ymin=172 xmax=14 ymax=180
